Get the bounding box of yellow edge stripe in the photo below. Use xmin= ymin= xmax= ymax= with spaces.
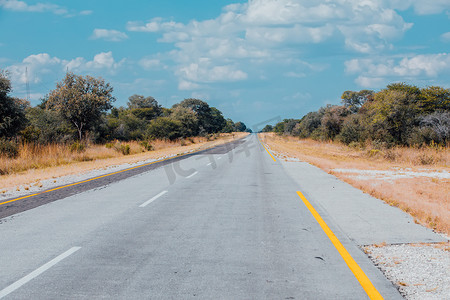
xmin=296 ymin=191 xmax=384 ymax=300
xmin=257 ymin=134 xmax=276 ymax=161
xmin=0 ymin=141 xmax=225 ymax=207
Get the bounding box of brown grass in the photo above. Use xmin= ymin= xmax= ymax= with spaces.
xmin=260 ymin=133 xmax=450 ymax=235
xmin=0 ymin=133 xmax=248 ymax=191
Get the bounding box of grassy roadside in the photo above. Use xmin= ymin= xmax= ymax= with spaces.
xmin=259 ymin=132 xmax=449 ymax=235
xmin=0 ymin=133 xmax=248 ymax=192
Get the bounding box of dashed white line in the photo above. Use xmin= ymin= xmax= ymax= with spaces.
xmin=218 ymin=157 xmax=222 ymax=160
xmin=139 ymin=190 xmax=168 ymax=208
xmin=206 ymin=163 xmax=212 ymax=166
xmin=186 ymin=171 xmax=198 ymax=179
xmin=0 ymin=247 xmax=81 ymax=299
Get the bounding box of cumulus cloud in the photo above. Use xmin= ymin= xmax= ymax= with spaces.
xmin=345 ymin=53 xmax=450 ymax=87
xmin=0 ymin=0 xmax=67 ymax=14
xmin=90 ymin=29 xmax=128 ymax=42
xmin=176 ymin=58 xmax=247 ymax=84
xmin=139 ymin=58 xmax=163 ymax=70
xmin=126 ymin=18 xmax=184 ymax=32
xmin=441 ymin=32 xmax=450 ymax=42
xmin=6 ymin=52 xmax=125 ymax=87
xmin=0 ymin=0 xmax=92 ymax=16
xmin=127 ymin=0 xmax=449 ymax=90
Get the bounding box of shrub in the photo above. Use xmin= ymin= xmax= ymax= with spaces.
xmin=69 ymin=141 xmax=85 ymax=153
xmin=0 ymin=139 xmax=19 ymax=158
xmin=140 ymin=140 xmax=154 ymax=151
xmin=120 ymin=144 xmax=130 ymax=155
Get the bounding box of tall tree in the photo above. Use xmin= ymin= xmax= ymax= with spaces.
xmin=341 ymin=90 xmax=374 ymax=113
xmin=419 ymin=86 xmax=450 ymax=113
xmin=0 ymin=70 xmax=28 ymax=138
xmin=46 ymin=73 xmax=115 ymax=141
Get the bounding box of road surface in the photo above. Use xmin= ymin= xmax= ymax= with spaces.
xmin=0 ymin=134 xmax=443 ymax=299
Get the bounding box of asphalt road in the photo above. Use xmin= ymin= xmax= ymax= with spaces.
xmin=0 ymin=134 xmax=443 ymax=299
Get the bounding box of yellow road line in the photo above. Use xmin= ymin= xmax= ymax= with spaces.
xmin=257 ymin=134 xmax=276 ymax=161
xmin=296 ymin=191 xmax=384 ymax=300
xmin=0 ymin=141 xmax=227 ymax=207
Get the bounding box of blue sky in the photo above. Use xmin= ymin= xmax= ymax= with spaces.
xmin=1 ymin=0 xmax=449 ymax=127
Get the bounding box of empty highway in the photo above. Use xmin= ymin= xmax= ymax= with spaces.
xmin=0 ymin=134 xmax=443 ymax=299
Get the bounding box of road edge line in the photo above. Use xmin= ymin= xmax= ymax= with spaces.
xmin=296 ymin=191 xmax=383 ymax=300
xmin=257 ymin=134 xmax=276 ymax=162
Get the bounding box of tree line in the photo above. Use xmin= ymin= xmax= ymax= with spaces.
xmin=264 ymin=83 xmax=449 ymax=147
xmin=0 ymin=71 xmax=249 ymax=155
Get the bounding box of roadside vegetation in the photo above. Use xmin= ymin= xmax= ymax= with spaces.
xmin=261 ymin=83 xmax=449 ymax=234
xmin=265 ymin=83 xmax=448 ymax=147
xmin=0 ymin=70 xmax=250 ymax=176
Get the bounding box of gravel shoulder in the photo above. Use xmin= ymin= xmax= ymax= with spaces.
xmin=363 ymin=243 xmax=450 ymax=300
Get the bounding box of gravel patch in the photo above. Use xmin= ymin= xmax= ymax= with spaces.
xmin=363 ymin=243 xmax=450 ymax=300
xmin=332 ymin=168 xmax=450 ymax=181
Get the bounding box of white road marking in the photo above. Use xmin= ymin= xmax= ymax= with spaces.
xmin=139 ymin=190 xmax=168 ymax=208
xmin=218 ymin=157 xmax=222 ymax=160
xmin=206 ymin=163 xmax=212 ymax=166
xmin=0 ymin=247 xmax=81 ymax=299
xmin=186 ymin=171 xmax=198 ymax=179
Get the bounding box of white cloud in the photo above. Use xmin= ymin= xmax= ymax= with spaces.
xmin=126 ymin=18 xmax=184 ymax=32
xmin=176 ymin=59 xmax=247 ymax=83
xmin=90 ymin=29 xmax=128 ymax=42
xmin=284 ymin=71 xmax=306 ymax=78
xmin=178 ymin=80 xmax=201 ymax=91
xmin=345 ymin=53 xmax=450 ymax=87
xmin=127 ymin=0 xmax=449 ymax=90
xmin=441 ymin=32 xmax=450 ymax=42
xmin=6 ymin=52 xmax=125 ymax=87
xmin=0 ymin=0 xmax=92 ymax=16
xmin=139 ymin=58 xmax=162 ymax=70
xmin=0 ymin=0 xmax=67 ymax=14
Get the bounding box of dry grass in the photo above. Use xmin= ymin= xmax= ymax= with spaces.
xmin=0 ymin=133 xmax=248 ymax=191
xmin=260 ymin=133 xmax=450 ymax=235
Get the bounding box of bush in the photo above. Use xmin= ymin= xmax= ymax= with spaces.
xmin=0 ymin=139 xmax=19 ymax=158
xmin=69 ymin=142 xmax=85 ymax=153
xmin=140 ymin=140 xmax=154 ymax=151
xmin=337 ymin=115 xmax=366 ymax=145
xmin=120 ymin=144 xmax=130 ymax=155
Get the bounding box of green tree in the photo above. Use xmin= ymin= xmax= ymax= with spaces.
xmin=321 ymin=105 xmax=350 ymax=140
xmin=222 ymin=119 xmax=235 ymax=133
xmin=46 ymin=72 xmax=115 ymax=141
xmin=294 ymin=111 xmax=323 ymax=138
xmin=261 ymin=125 xmax=273 ymax=132
xmin=21 ymin=106 xmax=74 ymax=143
xmin=170 ymin=106 xmax=199 ymax=137
xmin=0 ymin=70 xmax=28 ymax=138
xmin=234 ymin=121 xmax=247 ymax=132
xmin=364 ymin=89 xmax=419 ymax=145
xmin=175 ymin=98 xmax=218 ymax=134
xmin=127 ymin=94 xmax=160 ymax=109
xmin=147 ymin=117 xmax=182 ymax=140
xmin=419 ymin=86 xmax=450 ymax=113
xmin=341 ymin=90 xmax=374 ymax=113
